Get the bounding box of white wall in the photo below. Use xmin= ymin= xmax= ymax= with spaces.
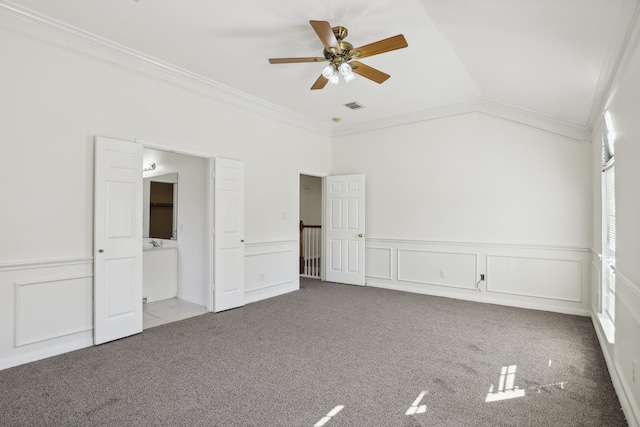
xmin=332 ymin=113 xmax=593 ymax=315
xmin=143 ymin=149 xmax=208 ymax=305
xmin=590 ymin=25 xmax=640 ymax=426
xmin=0 ymin=28 xmax=330 ymax=369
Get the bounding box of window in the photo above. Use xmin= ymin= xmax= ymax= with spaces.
xmin=602 ymin=111 xmax=615 ymax=323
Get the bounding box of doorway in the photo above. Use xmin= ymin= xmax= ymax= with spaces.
xmin=94 ymin=136 xmax=246 ymax=343
xmin=299 ymin=174 xmax=323 ymax=279
xmin=142 ymin=148 xmax=209 ymax=329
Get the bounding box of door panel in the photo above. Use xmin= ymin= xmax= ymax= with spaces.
xmin=105 ymin=258 xmax=135 ymax=316
xmin=214 ymin=158 xmax=245 ymax=312
xmin=348 ymin=240 xmax=359 ymax=272
xmin=94 ymin=136 xmax=143 ymax=345
xmin=324 ymin=174 xmax=365 ymax=285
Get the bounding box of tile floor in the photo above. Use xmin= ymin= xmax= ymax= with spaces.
xmin=143 ymin=297 xmax=208 ymax=329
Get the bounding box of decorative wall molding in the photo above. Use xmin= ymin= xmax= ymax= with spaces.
xmin=365 ymin=247 xmax=393 ymax=280
xmin=0 ymin=2 xmax=594 ymax=142
xmin=397 ymin=249 xmax=477 ymax=290
xmin=592 ymin=264 xmax=640 ymax=427
xmin=366 ymin=237 xmax=591 ymax=253
xmin=14 ymin=274 xmax=93 ymax=347
xmin=590 ymin=259 xmax=601 ymax=313
xmin=1 ymin=258 xmax=95 ymax=371
xmin=0 ymin=2 xmax=331 ymax=137
xmin=332 ymin=98 xmax=592 ymax=142
xmin=245 ymin=239 xmax=297 ymax=249
xmin=244 ymin=240 xmax=298 ymax=305
xmin=0 ymin=256 xmax=93 ymax=272
xmin=591 ymin=312 xmax=639 ymax=427
xmin=587 ymin=1 xmax=640 ymax=130
xmin=615 ymin=266 xmax=640 ymax=326
xmin=365 ymin=238 xmax=591 ymax=316
xmin=486 ymin=255 xmax=582 ymax=303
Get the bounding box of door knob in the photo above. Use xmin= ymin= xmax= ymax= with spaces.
xmin=241 ymin=240 xmax=245 ymax=243
xmin=358 ymin=234 xmax=363 ymax=238
xmin=98 ymin=249 xmax=104 ymax=253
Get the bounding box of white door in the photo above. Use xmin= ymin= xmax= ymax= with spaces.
xmin=94 ymin=136 xmax=143 ymax=344
xmin=324 ymin=174 xmax=365 ymax=285
xmin=213 ymin=158 xmax=245 ymax=312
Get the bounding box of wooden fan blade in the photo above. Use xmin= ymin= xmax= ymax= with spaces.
xmin=351 ymin=61 xmax=390 ymax=84
xmin=310 ymin=20 xmax=339 ymax=53
xmin=269 ymin=57 xmax=327 ymax=64
xmin=350 ymin=34 xmax=408 ymax=59
xmin=311 ymin=75 xmax=329 ymax=90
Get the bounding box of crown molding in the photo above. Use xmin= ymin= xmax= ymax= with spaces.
xmin=331 ymin=98 xmax=592 ymax=142
xmin=587 ymin=1 xmax=640 ymax=130
xmin=0 ymin=2 xmax=332 ymax=137
xmin=0 ymin=1 xmax=593 ymax=142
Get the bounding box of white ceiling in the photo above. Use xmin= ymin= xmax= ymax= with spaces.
xmin=2 ymin=0 xmax=639 ymax=138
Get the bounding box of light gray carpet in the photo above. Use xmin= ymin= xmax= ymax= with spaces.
xmin=0 ymin=279 xmax=628 ymax=426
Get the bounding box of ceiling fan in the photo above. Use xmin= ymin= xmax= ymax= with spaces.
xmin=268 ymin=20 xmax=408 ymax=90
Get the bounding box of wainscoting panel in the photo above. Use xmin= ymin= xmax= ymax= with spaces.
xmin=591 ymin=257 xmax=602 ymax=313
xmin=612 ymin=270 xmax=640 ymax=427
xmin=365 ymin=247 xmax=392 ymax=280
xmin=398 ymin=249 xmax=477 ymax=290
xmin=244 ymin=240 xmax=298 ymax=304
xmin=486 ymin=255 xmax=582 ymax=302
xmin=0 ymin=257 xmax=94 ymax=371
xmin=365 ymin=238 xmax=591 ymax=316
xmin=15 ymin=275 xmax=93 ymax=347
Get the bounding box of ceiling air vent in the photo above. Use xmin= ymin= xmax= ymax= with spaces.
xmin=344 ymin=102 xmax=365 ymax=111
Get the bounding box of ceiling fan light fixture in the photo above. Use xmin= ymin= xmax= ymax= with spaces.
xmin=338 ymin=62 xmax=352 ymax=76
xmin=269 ymin=21 xmax=408 ymax=90
xmin=322 ymin=64 xmax=336 ymax=80
xmin=339 ymin=62 xmax=356 ymax=83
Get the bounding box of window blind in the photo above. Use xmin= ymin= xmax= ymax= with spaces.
xmin=604 ymin=163 xmax=615 ymax=322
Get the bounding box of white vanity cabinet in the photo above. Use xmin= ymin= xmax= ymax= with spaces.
xmin=143 ymin=247 xmax=178 ymax=302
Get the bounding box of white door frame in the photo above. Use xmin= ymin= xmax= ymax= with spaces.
xmin=298 ymin=170 xmax=328 ymax=281
xmin=136 ymin=139 xmax=216 ymax=312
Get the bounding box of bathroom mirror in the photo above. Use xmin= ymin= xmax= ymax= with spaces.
xmin=143 ymin=173 xmax=178 ymax=239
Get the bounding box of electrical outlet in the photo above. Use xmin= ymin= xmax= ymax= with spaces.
xmin=260 ymin=273 xmax=264 ymax=281
xmin=480 ymin=274 xmax=485 ymax=281
xmin=439 ymin=269 xmax=446 ymax=279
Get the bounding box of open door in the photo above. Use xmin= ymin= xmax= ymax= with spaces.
xmin=94 ymin=136 xmax=143 ymax=344
xmin=213 ymin=158 xmax=245 ymax=312
xmin=324 ymin=174 xmax=365 ymax=285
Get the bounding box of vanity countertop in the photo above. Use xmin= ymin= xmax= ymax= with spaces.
xmin=143 ymin=245 xmax=177 ymax=251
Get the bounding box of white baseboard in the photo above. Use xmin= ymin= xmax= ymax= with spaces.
xmin=367 ymin=280 xmax=591 ymax=316
xmin=0 ymin=331 xmax=93 ymax=371
xmin=245 ymin=282 xmax=298 ymax=305
xmin=592 ymin=313 xmax=639 ymax=427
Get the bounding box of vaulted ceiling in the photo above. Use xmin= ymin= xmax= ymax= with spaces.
xmin=2 ymin=0 xmax=638 ymax=140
